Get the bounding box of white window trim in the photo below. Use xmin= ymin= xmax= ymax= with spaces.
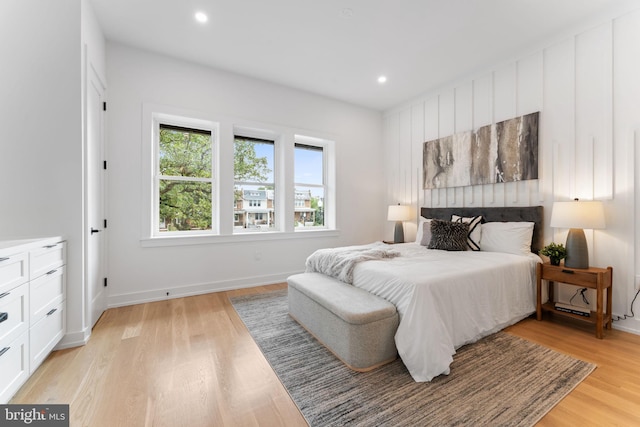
xmin=141 ymin=103 xmax=338 ymax=247
xmin=294 ymin=135 xmax=334 ymax=231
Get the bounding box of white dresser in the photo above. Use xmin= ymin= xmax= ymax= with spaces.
xmin=0 ymin=237 xmax=66 ymax=404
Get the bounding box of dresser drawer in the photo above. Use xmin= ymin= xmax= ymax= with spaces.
xmin=0 ymin=252 xmax=29 ymax=295
xmin=30 ymin=301 xmax=65 ymax=374
xmin=30 ymin=267 xmax=65 ymax=325
xmin=0 ymin=331 xmax=29 ymax=404
xmin=30 ymin=241 xmax=66 ymax=280
xmin=0 ymin=283 xmax=29 ymax=347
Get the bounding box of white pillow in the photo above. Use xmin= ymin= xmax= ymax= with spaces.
xmin=480 ymin=222 xmax=534 ymax=255
xmin=451 ymin=215 xmax=482 ymax=251
xmin=415 ymin=218 xmax=432 ymax=246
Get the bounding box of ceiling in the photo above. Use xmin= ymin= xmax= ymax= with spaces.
xmin=89 ymin=0 xmax=635 ymax=111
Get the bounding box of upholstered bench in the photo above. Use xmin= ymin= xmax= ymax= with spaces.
xmin=287 ymin=272 xmax=399 ymax=371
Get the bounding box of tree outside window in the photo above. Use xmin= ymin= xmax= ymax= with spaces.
xmin=158 ymin=124 xmax=213 ymax=232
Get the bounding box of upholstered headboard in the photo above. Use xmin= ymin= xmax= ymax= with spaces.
xmin=420 ymin=206 xmax=544 ymax=254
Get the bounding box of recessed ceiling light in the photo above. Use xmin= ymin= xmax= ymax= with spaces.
xmin=377 ymin=76 xmax=387 ymax=84
xmin=340 ymin=8 xmax=354 ymax=19
xmin=195 ymin=11 xmax=208 ymax=23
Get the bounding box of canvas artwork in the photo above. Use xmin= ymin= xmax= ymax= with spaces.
xmin=423 ymin=112 xmax=539 ymax=189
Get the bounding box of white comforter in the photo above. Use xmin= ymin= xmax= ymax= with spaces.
xmin=351 ymin=242 xmax=541 ymax=382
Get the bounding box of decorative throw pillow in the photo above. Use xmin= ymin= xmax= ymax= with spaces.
xmin=451 ymin=215 xmax=483 ymax=251
xmin=480 ymin=222 xmax=535 ymax=255
xmin=416 ymin=219 xmax=432 ymax=246
xmin=428 ymin=219 xmax=469 ymax=251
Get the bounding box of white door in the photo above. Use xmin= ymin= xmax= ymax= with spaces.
xmin=87 ymin=68 xmax=107 ymax=329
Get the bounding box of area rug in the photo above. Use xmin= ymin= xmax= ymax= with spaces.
xmin=230 ymin=289 xmax=595 ymax=426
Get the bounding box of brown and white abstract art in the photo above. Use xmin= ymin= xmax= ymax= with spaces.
xmin=423 ymin=112 xmax=539 ymax=189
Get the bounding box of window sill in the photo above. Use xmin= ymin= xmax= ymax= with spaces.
xmin=140 ymin=229 xmax=340 ymax=248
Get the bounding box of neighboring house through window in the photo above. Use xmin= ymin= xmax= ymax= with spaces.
xmin=294 ymin=137 xmax=326 ymax=229
xmin=234 ymin=136 xmax=275 ymax=232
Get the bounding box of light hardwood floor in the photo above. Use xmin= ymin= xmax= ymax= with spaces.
xmin=11 ymin=283 xmax=640 ymax=426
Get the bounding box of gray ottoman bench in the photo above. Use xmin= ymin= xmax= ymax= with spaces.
xmin=287 ymin=272 xmax=399 ymax=371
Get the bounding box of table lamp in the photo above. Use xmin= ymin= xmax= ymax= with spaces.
xmin=387 ymin=204 xmax=411 ymax=243
xmin=549 ymin=199 xmax=605 ymax=269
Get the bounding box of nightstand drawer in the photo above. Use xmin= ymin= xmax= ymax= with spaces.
xmin=543 ymin=268 xmax=598 ymax=287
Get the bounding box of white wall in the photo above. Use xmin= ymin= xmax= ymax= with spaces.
xmin=105 ymin=43 xmax=384 ymax=306
xmin=383 ymin=8 xmax=640 ymax=333
xmin=0 ymin=0 xmax=87 ymax=344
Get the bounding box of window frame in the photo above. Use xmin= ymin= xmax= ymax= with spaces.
xmin=233 ymin=134 xmax=277 ymax=234
xmin=294 ymin=137 xmax=328 ymax=231
xmin=141 ymin=104 xmax=338 ymax=247
xmin=151 ymin=114 xmax=219 ymax=238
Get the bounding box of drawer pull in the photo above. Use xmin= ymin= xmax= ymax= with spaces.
xmin=0 ymin=292 xmax=9 ymax=299
xmin=0 ymin=257 xmax=9 ymax=262
xmin=43 ymin=244 xmax=58 ymax=249
xmin=0 ymin=347 xmax=9 ymax=357
xmin=46 ymin=269 xmax=58 ymax=275
xmin=0 ymin=312 xmax=7 ymax=323
xmin=46 ymin=308 xmax=57 ymax=316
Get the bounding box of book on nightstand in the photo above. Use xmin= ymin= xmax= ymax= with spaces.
xmin=554 ymin=302 xmax=591 ymax=317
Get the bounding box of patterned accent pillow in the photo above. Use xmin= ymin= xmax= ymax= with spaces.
xmin=451 ymin=215 xmax=483 ymax=251
xmin=428 ymin=219 xmax=469 ymax=251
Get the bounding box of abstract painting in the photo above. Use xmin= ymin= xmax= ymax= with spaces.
xmin=423 ymin=112 xmax=539 ymax=189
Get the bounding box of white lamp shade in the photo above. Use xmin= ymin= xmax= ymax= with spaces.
xmin=550 ymin=200 xmax=605 ymax=230
xmin=387 ymin=205 xmax=411 ymax=222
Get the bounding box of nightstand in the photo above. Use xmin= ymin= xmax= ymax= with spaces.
xmin=536 ymin=262 xmax=613 ymax=338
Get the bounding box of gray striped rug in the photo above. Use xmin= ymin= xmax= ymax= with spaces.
xmin=230 ymin=289 xmax=595 ymax=426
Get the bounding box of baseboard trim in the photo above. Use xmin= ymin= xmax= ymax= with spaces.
xmin=613 ymin=316 xmax=640 ymax=335
xmin=57 ymin=327 xmax=91 ymax=349
xmin=106 ymin=270 xmax=303 ymax=308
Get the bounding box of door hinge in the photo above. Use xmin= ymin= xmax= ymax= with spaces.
xmin=103 ymin=101 xmax=107 ymax=111
xmin=104 ymin=277 xmax=108 ymax=287
xmin=104 ymin=219 xmax=107 ymax=229
xmin=103 ymin=160 xmax=107 ymax=170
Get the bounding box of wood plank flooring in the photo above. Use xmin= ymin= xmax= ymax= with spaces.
xmin=10 ymin=283 xmax=640 ymax=426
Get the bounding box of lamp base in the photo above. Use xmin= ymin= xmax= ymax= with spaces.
xmin=393 ymin=221 xmax=405 ymax=243
xmin=564 ymin=228 xmax=589 ymax=269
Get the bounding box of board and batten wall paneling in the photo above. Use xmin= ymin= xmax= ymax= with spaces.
xmin=399 ymin=108 xmax=412 ymax=205
xmin=383 ymin=9 xmax=640 ymax=326
xmin=517 ymin=52 xmax=544 ymax=207
xmin=456 ymin=83 xmax=475 ymax=206
xmin=411 ymin=102 xmax=425 ymax=224
xmin=611 ymin=9 xmax=640 ymax=324
xmin=575 ymin=22 xmax=614 ymax=201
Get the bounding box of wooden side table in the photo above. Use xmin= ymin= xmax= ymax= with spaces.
xmin=536 ymin=262 xmax=613 ymax=339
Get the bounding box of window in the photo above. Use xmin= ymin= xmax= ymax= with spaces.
xmin=144 ymin=105 xmax=336 ymax=245
xmin=156 ymin=123 xmax=214 ymax=234
xmin=294 ymin=139 xmax=326 ymax=229
xmin=234 ymin=136 xmax=275 ymax=232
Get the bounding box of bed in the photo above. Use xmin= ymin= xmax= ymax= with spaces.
xmin=304 ymin=206 xmax=544 ymax=382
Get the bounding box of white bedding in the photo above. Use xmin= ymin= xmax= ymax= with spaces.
xmin=351 ymin=242 xmax=541 ymax=382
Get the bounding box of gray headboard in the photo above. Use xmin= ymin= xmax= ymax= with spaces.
xmin=420 ymin=206 xmax=544 ymax=254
